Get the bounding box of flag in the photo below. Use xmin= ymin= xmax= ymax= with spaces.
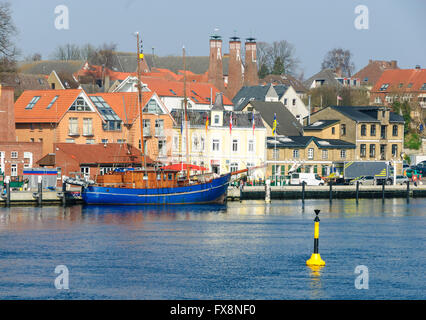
xmin=337 ymin=96 xmax=342 ymax=100
xmin=229 ymin=112 xmax=233 ymax=134
xmin=272 ymin=113 xmax=277 ymax=136
xmin=205 ymin=115 xmax=209 ymax=134
xmin=252 ymin=112 xmax=255 ymax=135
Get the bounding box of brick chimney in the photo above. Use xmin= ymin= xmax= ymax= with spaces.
xmin=243 ymin=38 xmax=259 ymax=86
xmin=390 ymin=60 xmax=397 ymax=69
xmin=208 ymin=34 xmax=225 ymax=92
xmin=226 ymin=36 xmax=243 ymax=100
xmin=0 ymin=84 xmax=16 ymax=141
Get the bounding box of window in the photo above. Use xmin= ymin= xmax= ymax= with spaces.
xmin=214 ymin=115 xmax=220 ymax=124
xmin=57 ymin=167 xmax=62 ymax=180
xmin=200 ymin=136 xmax=205 ymax=151
xmin=117 ymin=139 xmax=126 ymax=144
xmin=308 ymin=148 xmax=314 ymax=159
xmin=293 ymin=149 xmax=299 ymax=159
xmin=292 ymin=99 xmax=296 ymax=106
xmin=168 ymin=173 xmax=173 ymax=181
xmin=284 ymin=98 xmax=287 ymax=106
xmin=11 ymin=164 xmax=18 ymax=177
xmin=331 ymin=127 xmax=335 ymax=135
xmin=212 ymin=139 xmax=220 ymax=151
xmin=173 ymin=136 xmax=179 ymax=151
xmin=273 ymin=149 xmax=279 ymax=159
xmin=155 ymin=119 xmax=164 ymax=136
xmin=248 ymin=139 xmax=254 ymax=153
xmin=143 ymin=99 xmax=163 ymax=114
xmin=392 ymin=144 xmax=398 ymax=157
xmin=360 ymin=144 xmax=366 ymax=158
xmin=361 ymin=124 xmax=366 ymax=136
xmin=70 ymin=97 xmax=91 ymax=111
xmin=392 ymin=125 xmax=398 ymax=136
xmin=340 ymin=149 xmax=346 ymax=159
xmin=398 ymin=83 xmax=404 ymax=89
xmin=46 ymin=96 xmax=59 ymax=109
xmin=25 ymin=96 xmax=41 ymax=109
xmin=68 ymin=118 xmax=79 ymax=135
xmin=370 ymin=125 xmax=376 ymax=136
xmin=86 ymin=139 xmax=95 ymax=144
xmin=340 ymin=124 xmax=346 ymax=136
xmin=158 ymin=140 xmax=166 ymax=156
xmin=103 ymin=120 xmax=122 ymax=131
xmin=379 ymin=83 xmax=389 ymax=91
xmin=11 ymin=151 xmax=18 ymax=159
xmin=232 ymin=139 xmax=238 ymax=152
xmin=322 ymin=150 xmax=328 ymax=160
xmin=81 ymin=167 xmax=90 ymax=179
xmin=380 ymin=145 xmax=386 ymax=160
xmin=381 ymin=125 xmax=387 ymax=139
xmin=230 ymin=162 xmax=238 ymax=173
xmin=370 ymin=144 xmax=376 ymax=157
xmin=101 ymin=139 xmax=108 ymax=144
xmin=374 ymin=97 xmax=382 ymax=104
xmin=66 ymin=138 xmax=75 ymax=143
xmin=420 ymin=83 xmax=426 ymax=91
xmin=143 ymin=119 xmax=151 ymax=136
xmin=83 ymin=118 xmax=93 ymax=136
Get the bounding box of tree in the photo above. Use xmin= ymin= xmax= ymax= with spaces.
xmin=271 ymin=57 xmax=284 ymax=75
xmin=258 ymin=63 xmax=270 ymax=79
xmin=0 ymin=2 xmax=18 ymax=72
xmin=51 ymin=44 xmax=82 ymax=60
xmin=321 ymin=48 xmax=355 ymax=77
xmin=89 ymin=43 xmax=117 ymax=69
xmin=256 ymin=40 xmax=300 ymax=78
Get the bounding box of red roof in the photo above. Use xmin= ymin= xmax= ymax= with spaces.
xmin=140 ymin=76 xmax=233 ymax=105
xmin=371 ymin=68 xmax=426 ymax=93
xmin=54 ymin=143 xmax=153 ymax=165
xmin=14 ymin=89 xmax=82 ymax=123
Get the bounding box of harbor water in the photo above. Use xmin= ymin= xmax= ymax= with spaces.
xmin=0 ymin=198 xmax=425 ymax=300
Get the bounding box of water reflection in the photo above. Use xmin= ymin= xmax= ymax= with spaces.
xmin=307 ymin=265 xmax=325 ymax=299
xmin=0 ymin=198 xmax=425 ymax=230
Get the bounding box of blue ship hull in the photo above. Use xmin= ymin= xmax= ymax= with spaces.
xmin=81 ymin=173 xmax=231 ymax=205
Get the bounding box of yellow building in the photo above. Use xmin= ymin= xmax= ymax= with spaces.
xmin=266 ymin=135 xmax=356 ymax=181
xmin=306 ymin=106 xmax=405 ymax=173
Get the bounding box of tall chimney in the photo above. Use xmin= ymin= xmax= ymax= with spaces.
xmin=208 ymin=34 xmax=225 ymax=92
xmin=243 ymin=37 xmax=259 ymax=86
xmin=0 ymin=84 xmax=16 ymax=141
xmin=226 ymin=36 xmax=243 ymax=100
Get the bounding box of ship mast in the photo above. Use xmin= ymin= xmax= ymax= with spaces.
xmin=183 ymin=46 xmax=190 ymax=182
xmin=136 ymin=32 xmax=146 ymax=172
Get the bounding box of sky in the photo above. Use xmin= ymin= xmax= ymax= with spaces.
xmin=8 ymin=0 xmax=426 ymax=78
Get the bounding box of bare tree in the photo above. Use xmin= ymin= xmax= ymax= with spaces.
xmin=321 ymin=48 xmax=355 ymax=77
xmin=0 ymin=2 xmax=18 ymax=72
xmin=51 ymin=44 xmax=82 ymax=60
xmin=89 ymin=42 xmax=117 ymax=69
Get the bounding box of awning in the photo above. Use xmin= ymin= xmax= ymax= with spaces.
xmin=160 ymin=163 xmax=208 ymax=171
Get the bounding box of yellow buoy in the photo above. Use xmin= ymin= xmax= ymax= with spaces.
xmin=306 ymin=209 xmax=325 ymax=266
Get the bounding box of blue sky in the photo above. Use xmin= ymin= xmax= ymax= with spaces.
xmin=9 ymin=0 xmax=426 ymax=78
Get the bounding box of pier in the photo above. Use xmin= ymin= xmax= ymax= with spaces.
xmin=0 ymin=189 xmax=82 ymax=206
xmin=228 ymin=184 xmax=426 ymax=201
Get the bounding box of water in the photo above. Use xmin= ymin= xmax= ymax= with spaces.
xmin=0 ymin=199 xmax=425 ymax=300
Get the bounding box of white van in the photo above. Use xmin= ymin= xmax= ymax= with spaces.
xmin=290 ymin=173 xmax=324 ymax=186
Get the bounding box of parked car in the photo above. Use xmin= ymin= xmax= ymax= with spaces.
xmin=290 ymin=173 xmax=324 ymax=186
xmin=395 ymin=175 xmax=409 ymax=185
xmin=349 ymin=176 xmax=375 ymax=185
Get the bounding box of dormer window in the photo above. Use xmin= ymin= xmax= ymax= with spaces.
xmin=214 ymin=115 xmax=220 ymax=124
xmin=379 ymin=83 xmax=389 ymax=91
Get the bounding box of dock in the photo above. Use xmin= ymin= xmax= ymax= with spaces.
xmin=227 ymin=184 xmax=426 ymax=201
xmin=0 ymin=189 xmax=83 ymax=206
